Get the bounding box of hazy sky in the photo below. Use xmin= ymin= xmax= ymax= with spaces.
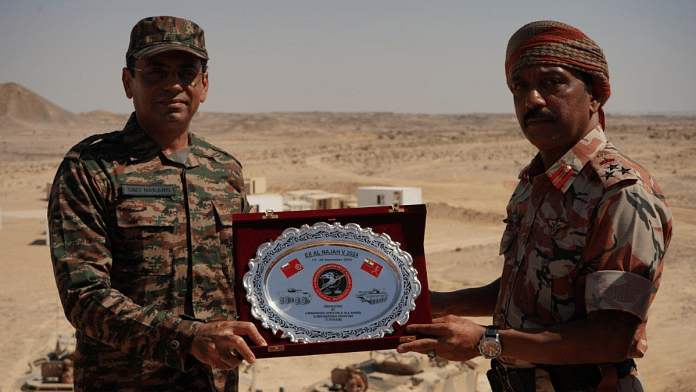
xmin=1 ymin=0 xmax=694 ymax=115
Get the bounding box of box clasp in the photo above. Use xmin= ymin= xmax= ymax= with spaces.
xmin=263 ymin=209 xmax=279 ymax=219
xmin=390 ymin=203 xmax=404 ymax=213
xmin=267 ymin=345 xmax=285 ymax=353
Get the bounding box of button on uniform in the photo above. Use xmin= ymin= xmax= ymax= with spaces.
xmin=168 ymin=340 xmax=180 ymax=350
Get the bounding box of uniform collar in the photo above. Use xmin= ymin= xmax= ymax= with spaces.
xmin=185 ymin=134 xmax=204 ymax=168
xmin=519 ymin=126 xmax=608 ymax=192
xmin=122 ymin=112 xmax=201 ymax=168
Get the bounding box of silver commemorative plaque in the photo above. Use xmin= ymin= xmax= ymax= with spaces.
xmin=243 ymin=222 xmax=421 ymax=343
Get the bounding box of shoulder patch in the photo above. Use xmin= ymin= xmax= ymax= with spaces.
xmin=590 ymin=150 xmax=640 ymax=189
xmin=64 ymin=130 xmax=122 ymax=160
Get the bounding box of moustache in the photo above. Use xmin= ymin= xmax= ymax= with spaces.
xmin=523 ymin=108 xmax=557 ymax=125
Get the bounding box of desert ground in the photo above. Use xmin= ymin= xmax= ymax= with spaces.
xmin=1 ymin=83 xmax=695 ymax=391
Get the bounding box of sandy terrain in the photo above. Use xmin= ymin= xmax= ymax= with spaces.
xmin=1 ymin=83 xmax=695 ymax=391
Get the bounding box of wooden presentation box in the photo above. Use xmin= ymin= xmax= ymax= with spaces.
xmin=232 ymin=204 xmax=432 ymax=358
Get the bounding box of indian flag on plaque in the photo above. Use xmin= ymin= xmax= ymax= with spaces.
xmin=361 ymin=257 xmax=383 ymax=278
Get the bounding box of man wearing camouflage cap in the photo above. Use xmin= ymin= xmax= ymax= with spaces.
xmin=48 ymin=16 xmax=266 ymax=391
xmin=398 ymin=21 xmax=672 ymax=392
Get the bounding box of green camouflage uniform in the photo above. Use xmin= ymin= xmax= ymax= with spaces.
xmin=48 ymin=113 xmax=250 ymax=391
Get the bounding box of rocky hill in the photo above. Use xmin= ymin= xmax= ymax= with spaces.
xmin=0 ymin=83 xmax=84 ymax=127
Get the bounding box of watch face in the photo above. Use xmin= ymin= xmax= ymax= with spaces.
xmin=480 ymin=339 xmax=502 ymax=358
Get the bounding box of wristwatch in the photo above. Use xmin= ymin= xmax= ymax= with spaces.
xmin=478 ymin=325 xmax=502 ymax=359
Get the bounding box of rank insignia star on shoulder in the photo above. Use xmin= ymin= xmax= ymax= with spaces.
xmin=602 ymin=171 xmax=615 ymax=180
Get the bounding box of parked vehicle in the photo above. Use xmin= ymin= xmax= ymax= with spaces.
xmin=16 ymin=333 xmax=75 ymax=391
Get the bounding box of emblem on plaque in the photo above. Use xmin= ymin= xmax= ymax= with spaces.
xmin=313 ymin=263 xmax=352 ymax=302
xmin=243 ymin=222 xmax=421 ymax=343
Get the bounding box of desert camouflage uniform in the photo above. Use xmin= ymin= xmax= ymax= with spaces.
xmin=48 ymin=113 xmax=251 ymax=392
xmin=494 ymin=126 xmax=673 ymax=391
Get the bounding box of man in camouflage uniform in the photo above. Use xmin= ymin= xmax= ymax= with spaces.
xmin=398 ymin=21 xmax=673 ymax=392
xmin=48 ymin=16 xmax=266 ymax=392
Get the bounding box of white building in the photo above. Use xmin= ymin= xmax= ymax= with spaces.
xmin=357 ymin=186 xmax=422 ymax=207
xmin=283 ymin=190 xmax=356 ymax=211
xmin=247 ymin=194 xmax=284 ymax=213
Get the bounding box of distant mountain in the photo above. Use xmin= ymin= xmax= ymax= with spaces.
xmin=0 ymin=83 xmax=82 ymax=126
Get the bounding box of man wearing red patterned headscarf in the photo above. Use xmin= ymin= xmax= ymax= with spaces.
xmin=399 ymin=21 xmax=672 ymax=392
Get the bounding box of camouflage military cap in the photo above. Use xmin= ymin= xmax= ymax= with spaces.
xmin=126 ymin=16 xmax=209 ymax=62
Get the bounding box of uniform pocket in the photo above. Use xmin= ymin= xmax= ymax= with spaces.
xmin=212 ymin=199 xmax=237 ymax=228
xmin=209 ymin=199 xmax=240 ymax=277
xmin=499 ymin=213 xmax=522 ymax=255
xmin=528 ymin=235 xmax=583 ymax=321
xmin=112 ymin=198 xmax=183 ymax=276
